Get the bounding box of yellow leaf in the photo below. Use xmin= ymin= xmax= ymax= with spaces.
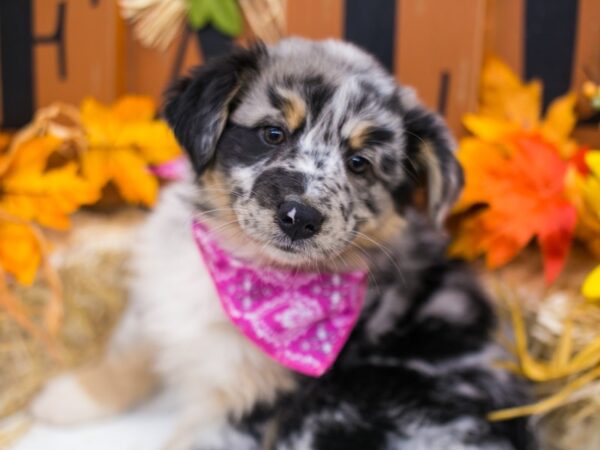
xmin=541 ymin=93 xmax=577 ymax=152
xmin=1 ymin=162 xmax=100 ymax=230
xmin=81 ymin=96 xmax=157 ymax=146
xmin=80 ymin=97 xmax=117 ymax=147
xmin=0 ymin=221 xmax=40 ymax=284
xmin=479 ymin=57 xmax=542 ymax=128
xmin=5 ymin=136 xmax=63 ymax=174
xmin=79 ymin=95 xmax=180 ymax=206
xmin=582 ymin=265 xmax=600 ymax=300
xmin=81 ymin=147 xmax=111 ymax=189
xmin=462 ymin=114 xmax=518 ymax=141
xmin=109 ymin=149 xmax=158 ymax=206
xmin=586 ymin=151 xmax=600 ymax=176
xmin=112 ymin=95 xmax=156 ymax=122
xmin=117 ymin=121 xmax=181 ymax=164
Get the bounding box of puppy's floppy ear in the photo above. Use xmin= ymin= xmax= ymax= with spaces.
xmin=402 ymin=100 xmax=464 ymax=226
xmin=163 ymin=44 xmax=266 ymax=174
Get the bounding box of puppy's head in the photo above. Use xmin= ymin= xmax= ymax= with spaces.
xmin=164 ymin=38 xmax=462 ymax=267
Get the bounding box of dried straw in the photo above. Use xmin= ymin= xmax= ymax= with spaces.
xmin=483 ymin=245 xmax=600 ymax=449
xmin=0 ymin=209 xmax=144 ymax=444
xmin=119 ymin=0 xmax=287 ymax=50
xmin=119 ymin=0 xmax=187 ymax=51
xmin=239 ymin=0 xmax=286 ymax=43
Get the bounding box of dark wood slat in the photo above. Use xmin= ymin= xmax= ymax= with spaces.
xmin=0 ymin=0 xmax=34 ymax=127
xmin=344 ymin=0 xmax=397 ymax=72
xmin=525 ymin=0 xmax=579 ymax=108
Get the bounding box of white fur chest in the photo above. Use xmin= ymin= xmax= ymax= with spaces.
xmin=129 ymin=182 xmax=294 ymax=420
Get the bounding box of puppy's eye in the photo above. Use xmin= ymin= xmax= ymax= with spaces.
xmin=263 ymin=126 xmax=286 ymax=145
xmin=347 ymin=155 xmax=370 ymax=174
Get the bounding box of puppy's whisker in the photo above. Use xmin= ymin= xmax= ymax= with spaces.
xmin=336 ymin=239 xmax=381 ymax=294
xmin=197 ymin=187 xmax=246 ymax=200
xmin=351 ymin=230 xmax=394 ymax=255
xmin=206 ymin=220 xmax=243 ymax=236
xmin=195 ymin=208 xmax=241 ymax=217
xmin=350 ymin=231 xmax=406 ymax=289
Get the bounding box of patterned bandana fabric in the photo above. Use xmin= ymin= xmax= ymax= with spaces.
xmin=191 ymin=220 xmax=368 ymax=376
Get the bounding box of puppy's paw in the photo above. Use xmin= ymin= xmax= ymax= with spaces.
xmin=30 ymin=373 xmax=111 ymax=424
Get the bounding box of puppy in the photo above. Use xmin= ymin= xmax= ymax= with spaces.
xmin=32 ymin=38 xmax=533 ymax=449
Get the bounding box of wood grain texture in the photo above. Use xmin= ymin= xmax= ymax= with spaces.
xmin=395 ymin=0 xmax=487 ymax=136
xmin=125 ymin=28 xmax=202 ymax=103
xmin=286 ymin=0 xmax=344 ymax=39
xmin=485 ymin=0 xmax=524 ymax=76
xmin=33 ymin=0 xmax=122 ymax=107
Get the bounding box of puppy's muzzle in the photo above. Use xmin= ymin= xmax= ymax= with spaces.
xmin=277 ymin=201 xmax=324 ymax=241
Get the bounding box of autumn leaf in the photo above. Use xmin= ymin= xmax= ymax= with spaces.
xmin=80 ymin=96 xmax=181 ymax=206
xmin=541 ymin=93 xmax=578 ymax=151
xmin=117 ymin=121 xmax=182 ymax=164
xmin=0 ymin=137 xmax=100 ymax=230
xmin=451 ymin=134 xmax=577 ymax=283
xmin=465 ymin=57 xmax=578 ymax=158
xmin=453 ymin=137 xmax=508 ymax=212
xmin=111 ymin=96 xmax=156 ymax=122
xmin=451 ymin=57 xmax=584 ymax=283
xmin=0 ymin=133 xmax=75 ymax=344
xmin=567 ymin=150 xmax=600 ymax=257
xmin=0 ymin=233 xmax=61 ymax=355
xmin=0 ymin=220 xmax=40 ymax=284
xmin=82 ymin=147 xmax=159 ymax=206
xmin=1 ymin=134 xmax=61 ymax=174
xmin=0 ymin=132 xmax=11 ymax=151
xmin=583 ymin=265 xmax=600 ymax=300
xmin=81 ymin=96 xmax=156 ymax=147
xmin=478 ymin=56 xmax=542 ymax=129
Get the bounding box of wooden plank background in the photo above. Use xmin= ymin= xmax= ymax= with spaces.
xmin=0 ymin=0 xmax=597 ymax=139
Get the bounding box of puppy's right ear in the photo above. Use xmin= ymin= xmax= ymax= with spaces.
xmin=163 ymin=45 xmax=266 ymax=174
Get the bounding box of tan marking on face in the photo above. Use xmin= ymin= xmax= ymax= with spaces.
xmin=202 ymin=169 xmax=236 ymax=220
xmin=358 ymin=211 xmax=407 ymax=249
xmin=277 ymin=88 xmax=306 ymax=131
xmin=333 ymin=209 xmax=407 ymax=272
xmin=348 ymin=121 xmax=375 ymax=150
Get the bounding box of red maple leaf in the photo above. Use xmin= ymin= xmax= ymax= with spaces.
xmin=453 ymin=133 xmax=577 ymax=283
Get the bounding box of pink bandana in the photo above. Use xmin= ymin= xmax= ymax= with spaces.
xmin=149 ymin=156 xmax=190 ymax=180
xmin=191 ymin=220 xmax=368 ymax=377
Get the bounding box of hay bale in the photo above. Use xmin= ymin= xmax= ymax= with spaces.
xmin=0 ymin=209 xmax=145 ymax=419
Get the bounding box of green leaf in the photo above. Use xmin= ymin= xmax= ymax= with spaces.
xmin=187 ymin=0 xmax=209 ymax=29
xmin=187 ymin=0 xmax=243 ymax=36
xmin=207 ymin=0 xmax=244 ymax=36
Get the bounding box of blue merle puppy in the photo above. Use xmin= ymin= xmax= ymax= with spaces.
xmin=31 ymin=38 xmax=534 ymax=450
xmin=161 ymin=38 xmax=534 ymax=450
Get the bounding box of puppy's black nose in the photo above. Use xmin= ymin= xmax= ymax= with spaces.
xmin=277 ymin=201 xmax=323 ymax=241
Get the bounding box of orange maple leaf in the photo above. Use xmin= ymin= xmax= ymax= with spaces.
xmin=451 ymin=134 xmax=577 ymax=283
xmin=451 ymin=57 xmax=583 ymax=283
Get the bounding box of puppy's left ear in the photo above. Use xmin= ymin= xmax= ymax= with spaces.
xmin=163 ymin=44 xmax=266 ymax=174
xmin=402 ymin=101 xmax=464 ymax=226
